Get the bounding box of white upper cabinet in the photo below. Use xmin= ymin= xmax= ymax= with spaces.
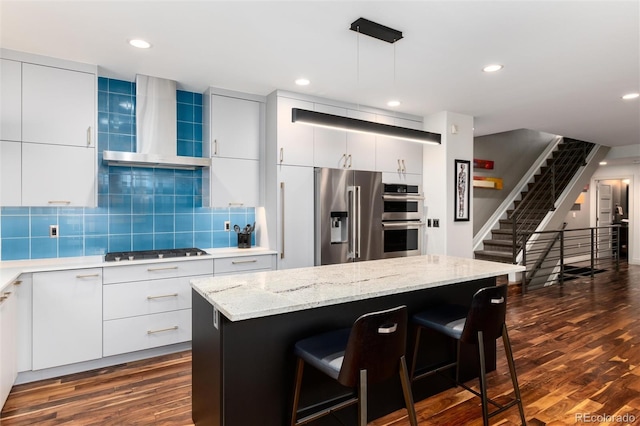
xmin=22 ymin=63 xmax=95 ymax=147
xmin=0 ymin=141 xmax=21 ymax=206
xmin=207 ymin=157 xmax=259 ymax=208
xmin=375 ymin=115 xmax=423 ymax=180
xmin=22 ymin=142 xmax=96 ymax=207
xmin=346 ymin=109 xmax=377 ymax=171
xmin=313 ymin=103 xmax=347 ymax=169
xmin=276 ymin=97 xmax=314 ymax=166
xmin=0 ymin=59 xmax=21 ymax=142
xmin=203 ymin=90 xmax=264 ymax=208
xmin=206 ymin=94 xmax=260 ymax=160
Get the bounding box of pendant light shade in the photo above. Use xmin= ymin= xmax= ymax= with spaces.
xmin=292 ymin=108 xmax=441 ymax=145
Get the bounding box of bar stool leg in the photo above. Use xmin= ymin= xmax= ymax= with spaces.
xmin=399 ymin=355 xmax=418 ymax=426
xmin=477 ymin=331 xmax=490 ymax=426
xmin=358 ymin=369 xmax=367 ymax=426
xmin=502 ymin=325 xmax=527 ymax=425
xmin=410 ymin=326 xmax=422 ymax=379
xmin=290 ymin=358 xmax=304 ymax=426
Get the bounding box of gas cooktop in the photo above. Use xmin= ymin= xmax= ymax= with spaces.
xmin=104 ymin=248 xmax=209 ymax=262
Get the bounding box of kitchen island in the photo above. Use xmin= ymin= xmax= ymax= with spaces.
xmin=191 ymin=255 xmax=524 ymax=426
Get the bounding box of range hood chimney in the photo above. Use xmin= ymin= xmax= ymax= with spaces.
xmin=103 ymin=75 xmax=211 ymax=170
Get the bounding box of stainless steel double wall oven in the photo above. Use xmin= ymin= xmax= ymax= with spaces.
xmin=381 ymin=183 xmax=425 ymax=258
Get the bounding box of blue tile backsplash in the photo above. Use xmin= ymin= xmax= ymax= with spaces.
xmin=0 ymin=77 xmax=254 ymax=261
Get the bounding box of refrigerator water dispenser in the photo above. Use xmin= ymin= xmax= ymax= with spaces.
xmin=330 ymin=212 xmax=348 ymax=244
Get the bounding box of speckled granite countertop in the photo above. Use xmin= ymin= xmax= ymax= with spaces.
xmin=0 ymin=247 xmax=276 ymax=291
xmin=191 ymin=254 xmax=524 ymax=321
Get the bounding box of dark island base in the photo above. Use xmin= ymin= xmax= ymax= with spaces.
xmin=192 ymin=277 xmax=496 ymax=426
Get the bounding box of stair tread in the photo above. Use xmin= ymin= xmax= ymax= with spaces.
xmin=474 ymin=250 xmax=514 ymax=259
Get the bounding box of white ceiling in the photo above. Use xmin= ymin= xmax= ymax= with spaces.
xmin=1 ymin=0 xmax=639 ymax=150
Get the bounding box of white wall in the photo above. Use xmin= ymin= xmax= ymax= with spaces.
xmin=590 ymin=157 xmax=639 ymax=265
xmin=423 ymin=111 xmax=474 ymax=258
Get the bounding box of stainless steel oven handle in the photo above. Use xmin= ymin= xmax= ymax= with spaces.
xmin=382 ymin=194 xmax=425 ymax=201
xmin=382 ymin=222 xmax=426 ymax=228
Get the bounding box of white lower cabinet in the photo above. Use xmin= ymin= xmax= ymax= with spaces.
xmin=103 ymin=309 xmax=192 ymax=357
xmin=102 ymin=259 xmax=214 ymax=357
xmin=32 ymin=269 xmax=102 ymax=371
xmin=213 ymin=254 xmax=276 ymax=275
xmin=0 ymin=281 xmax=19 ymax=408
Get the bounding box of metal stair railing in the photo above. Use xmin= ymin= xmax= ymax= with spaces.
xmin=521 ymin=225 xmax=621 ymax=293
xmin=509 ymin=139 xmax=595 ymax=263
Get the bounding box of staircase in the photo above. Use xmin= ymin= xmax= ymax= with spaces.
xmin=474 ymin=138 xmax=596 ymax=264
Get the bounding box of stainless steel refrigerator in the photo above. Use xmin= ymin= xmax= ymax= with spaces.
xmin=314 ymin=167 xmax=383 ymax=265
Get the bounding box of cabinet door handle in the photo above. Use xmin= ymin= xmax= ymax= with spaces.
xmin=147 ymin=326 xmax=178 ymax=335
xmin=76 ymin=273 xmax=100 ymax=279
xmin=12 ymin=280 xmax=22 ymax=286
xmin=147 ymin=266 xmax=179 ymax=272
xmin=402 ymin=159 xmax=406 ymax=173
xmin=147 ymin=293 xmax=179 ymax=300
xmin=279 ymin=147 xmax=284 ymax=163
xmin=214 ymin=139 xmax=218 ymax=156
xmin=228 ymin=202 xmax=244 ymax=207
xmin=280 ymin=181 xmax=285 ymax=259
xmin=231 ymin=259 xmax=257 ymax=264
xmin=87 ymin=126 xmax=92 ymax=146
xmin=397 ymin=159 xmax=402 ymax=172
xmin=348 ymin=154 xmax=352 ymax=168
xmin=48 ymin=200 xmax=71 ymax=205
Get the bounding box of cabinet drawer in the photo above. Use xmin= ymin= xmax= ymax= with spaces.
xmin=214 ymin=255 xmax=275 ymax=275
xmin=103 ymin=309 xmax=191 ymax=357
xmin=103 ymin=259 xmax=214 ymax=284
xmin=103 ymin=275 xmax=208 ymax=320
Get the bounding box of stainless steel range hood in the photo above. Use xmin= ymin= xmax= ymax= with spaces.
xmin=103 ymin=75 xmax=211 ymax=170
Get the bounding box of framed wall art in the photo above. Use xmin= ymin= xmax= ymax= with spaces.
xmin=454 ymin=159 xmax=470 ymax=221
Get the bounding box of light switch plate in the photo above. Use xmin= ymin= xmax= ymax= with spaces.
xmin=49 ymin=224 xmax=59 ymax=238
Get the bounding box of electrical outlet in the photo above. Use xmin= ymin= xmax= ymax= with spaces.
xmin=427 ymin=219 xmax=432 ymax=227
xmin=433 ymin=219 xmax=440 ymax=228
xmin=224 ymin=221 xmax=230 ymax=232
xmin=49 ymin=224 xmax=59 ymax=238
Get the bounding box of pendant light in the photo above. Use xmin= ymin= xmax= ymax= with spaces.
xmin=291 ymin=17 xmax=441 ymax=145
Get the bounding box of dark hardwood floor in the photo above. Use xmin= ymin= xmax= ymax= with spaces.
xmin=2 ymin=262 xmax=638 ymax=425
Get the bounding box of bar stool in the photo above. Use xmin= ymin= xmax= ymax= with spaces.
xmin=410 ymin=286 xmax=526 ymax=425
xmin=290 ymin=305 xmax=418 ymax=426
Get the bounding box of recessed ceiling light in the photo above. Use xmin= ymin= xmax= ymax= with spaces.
xmin=622 ymin=92 xmax=639 ymax=100
xmin=599 ymin=161 xmax=607 ymax=165
xmin=482 ymin=64 xmax=503 ymax=73
xmin=129 ymin=39 xmax=151 ymax=49
xmin=295 ymin=78 xmax=310 ymax=86
xmin=387 ymin=100 xmax=401 ymax=107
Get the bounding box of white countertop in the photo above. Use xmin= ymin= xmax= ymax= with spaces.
xmin=191 ymin=255 xmax=525 ymax=322
xmin=0 ymin=247 xmax=277 ymax=291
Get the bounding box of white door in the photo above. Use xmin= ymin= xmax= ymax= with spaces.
xmin=346 ymin=110 xmax=376 ymax=171
xmin=596 ymin=183 xmax=612 ymax=259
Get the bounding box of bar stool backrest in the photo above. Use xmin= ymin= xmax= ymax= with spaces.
xmin=460 ymin=286 xmax=508 ymax=345
xmin=337 ymin=305 xmax=408 ymax=388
